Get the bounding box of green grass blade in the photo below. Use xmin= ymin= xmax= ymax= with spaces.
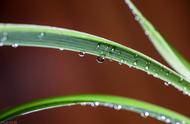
xmin=0 ymin=24 xmax=190 ymax=95
xmin=124 ymin=0 xmax=190 ymax=82
xmin=0 ymin=94 xmax=189 ymax=124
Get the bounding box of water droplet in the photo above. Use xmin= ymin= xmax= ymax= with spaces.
xmin=164 ymin=82 xmax=171 ymax=86
xmin=96 ymin=44 xmax=100 ymax=49
xmin=113 ymin=105 xmax=122 ymax=110
xmin=165 ymin=118 xmax=171 ymax=123
xmin=94 ymin=102 xmax=100 ymax=106
xmin=111 ymin=48 xmax=115 ymax=52
xmin=145 ymin=31 xmax=150 ymax=36
xmin=119 ymin=59 xmax=124 ymax=65
xmin=133 ymin=61 xmax=137 ymax=66
xmin=96 ymin=56 xmax=105 ymax=63
xmin=59 ymin=48 xmax=64 ymax=51
xmin=141 ymin=111 xmax=149 ymax=118
xmin=1 ymin=32 xmax=8 ymax=43
xmin=180 ymin=77 xmax=184 ymax=81
xmin=80 ymin=102 xmax=87 ymax=106
xmin=78 ymin=52 xmax=85 ymax=57
xmin=135 ymin=16 xmax=140 ymax=21
xmin=38 ymin=32 xmax=45 ymax=39
xmin=153 ymin=73 xmax=158 ymax=77
xmin=160 ymin=115 xmax=166 ymax=120
xmin=12 ymin=43 xmax=18 ymax=48
xmin=0 ymin=42 xmax=3 ymax=47
xmin=145 ymin=66 xmax=149 ymax=70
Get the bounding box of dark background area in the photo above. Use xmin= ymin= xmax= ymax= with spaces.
xmin=0 ymin=0 xmax=190 ymax=124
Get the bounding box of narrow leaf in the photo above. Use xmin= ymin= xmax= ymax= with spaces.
xmin=0 ymin=94 xmax=189 ymax=124
xmin=0 ymin=24 xmax=190 ymax=95
xmin=124 ymin=0 xmax=190 ymax=82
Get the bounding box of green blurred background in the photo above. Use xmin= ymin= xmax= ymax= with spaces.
xmin=0 ymin=0 xmax=190 ymax=123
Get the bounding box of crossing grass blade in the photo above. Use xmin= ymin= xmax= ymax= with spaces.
xmin=124 ymin=0 xmax=190 ymax=82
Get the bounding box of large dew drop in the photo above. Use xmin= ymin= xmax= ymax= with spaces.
xmin=78 ymin=52 xmax=85 ymax=57
xmin=96 ymin=56 xmax=105 ymax=63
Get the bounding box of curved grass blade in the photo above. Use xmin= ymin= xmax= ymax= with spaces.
xmin=124 ymin=0 xmax=190 ymax=82
xmin=0 ymin=24 xmax=190 ymax=95
xmin=0 ymin=94 xmax=189 ymax=124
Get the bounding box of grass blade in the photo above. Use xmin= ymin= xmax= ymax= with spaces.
xmin=0 ymin=24 xmax=190 ymax=95
xmin=124 ymin=0 xmax=190 ymax=82
xmin=0 ymin=94 xmax=189 ymax=124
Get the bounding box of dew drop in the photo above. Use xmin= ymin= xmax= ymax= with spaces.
xmin=78 ymin=52 xmax=85 ymax=57
xmin=165 ymin=118 xmax=171 ymax=123
xmin=113 ymin=105 xmax=122 ymax=110
xmin=145 ymin=66 xmax=149 ymax=70
xmin=133 ymin=61 xmax=137 ymax=66
xmin=96 ymin=56 xmax=105 ymax=64
xmin=38 ymin=32 xmax=45 ymax=39
xmin=96 ymin=44 xmax=100 ymax=49
xmin=153 ymin=73 xmax=158 ymax=77
xmin=145 ymin=31 xmax=150 ymax=36
xmin=0 ymin=42 xmax=3 ymax=47
xmin=141 ymin=111 xmax=149 ymax=118
xmin=80 ymin=102 xmax=87 ymax=106
xmin=135 ymin=16 xmax=140 ymax=21
xmin=111 ymin=48 xmax=115 ymax=52
xmin=94 ymin=102 xmax=100 ymax=106
xmin=59 ymin=48 xmax=64 ymax=51
xmin=180 ymin=77 xmax=184 ymax=81
xmin=159 ymin=115 xmax=166 ymax=121
xmin=164 ymin=82 xmax=171 ymax=86
xmin=119 ymin=59 xmax=124 ymax=65
xmin=12 ymin=43 xmax=18 ymax=48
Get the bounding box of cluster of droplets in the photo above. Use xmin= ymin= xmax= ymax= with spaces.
xmin=0 ymin=32 xmax=19 ymax=48
xmin=79 ymin=101 xmax=186 ymax=124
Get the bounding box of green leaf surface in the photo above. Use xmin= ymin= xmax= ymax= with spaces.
xmin=0 ymin=94 xmax=189 ymax=124
xmin=0 ymin=24 xmax=190 ymax=95
xmin=124 ymin=0 xmax=190 ymax=82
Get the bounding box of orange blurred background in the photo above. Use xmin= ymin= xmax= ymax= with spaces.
xmin=0 ymin=0 xmax=190 ymax=124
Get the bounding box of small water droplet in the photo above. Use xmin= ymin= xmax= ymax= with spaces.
xmin=12 ymin=43 xmax=18 ymax=48
xmin=119 ymin=59 xmax=124 ymax=65
xmin=78 ymin=52 xmax=85 ymax=57
xmin=180 ymin=77 xmax=184 ymax=81
xmin=145 ymin=31 xmax=150 ymax=36
xmin=113 ymin=105 xmax=122 ymax=110
xmin=135 ymin=16 xmax=140 ymax=21
xmin=94 ymin=102 xmax=100 ymax=106
xmin=111 ymin=48 xmax=115 ymax=52
xmin=96 ymin=44 xmax=100 ymax=49
xmin=159 ymin=115 xmax=166 ymax=121
xmin=128 ymin=64 xmax=133 ymax=68
xmin=80 ymin=102 xmax=87 ymax=106
xmin=59 ymin=48 xmax=64 ymax=51
xmin=164 ymin=82 xmax=171 ymax=86
xmin=0 ymin=42 xmax=3 ymax=47
xmin=165 ymin=118 xmax=171 ymax=123
xmin=141 ymin=111 xmax=149 ymax=118
xmin=133 ymin=61 xmax=137 ymax=66
xmin=153 ymin=73 xmax=158 ymax=77
xmin=145 ymin=66 xmax=149 ymax=70
xmin=96 ymin=56 xmax=105 ymax=63
xmin=38 ymin=32 xmax=45 ymax=39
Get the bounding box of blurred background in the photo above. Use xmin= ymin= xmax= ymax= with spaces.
xmin=0 ymin=0 xmax=190 ymax=124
